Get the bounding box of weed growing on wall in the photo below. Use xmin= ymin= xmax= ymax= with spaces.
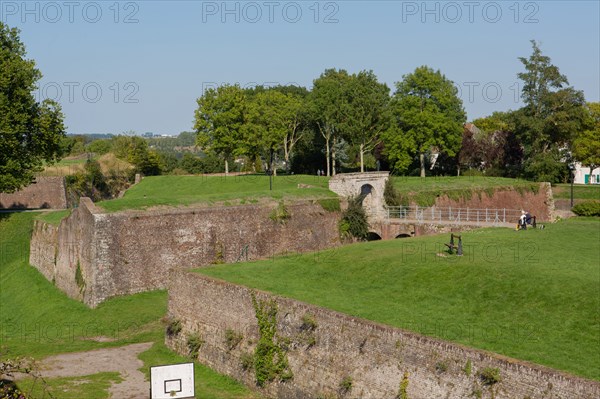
xmin=396 ymin=371 xmax=409 ymax=399
xmin=75 ymin=261 xmax=85 ymax=294
xmin=224 ymin=328 xmax=243 ymax=351
xmin=162 ymin=316 xmax=182 ymax=337
xmin=338 ymin=376 xmax=353 ymax=394
xmin=464 ymin=359 xmax=472 ymax=377
xmin=479 ymin=367 xmax=501 ymax=385
xmin=269 ymin=201 xmax=290 ymax=224
xmin=186 ymin=333 xmax=205 ymax=359
xmin=250 ymin=292 xmax=293 ymax=386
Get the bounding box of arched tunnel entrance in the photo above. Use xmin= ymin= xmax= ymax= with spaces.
xmin=358 ymin=184 xmax=374 ymax=203
xmin=395 ymin=234 xmax=412 ymax=239
xmin=366 ymin=232 xmax=382 ymax=241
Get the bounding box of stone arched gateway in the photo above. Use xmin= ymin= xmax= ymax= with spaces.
xmin=328 ymin=172 xmax=389 ymax=220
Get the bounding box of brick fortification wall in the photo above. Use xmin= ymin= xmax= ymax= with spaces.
xmin=433 ymin=182 xmax=555 ymax=222
xmin=30 ymin=199 xmax=341 ymax=307
xmin=0 ymin=176 xmax=67 ymax=209
xmin=166 ymin=273 xmax=600 ymax=399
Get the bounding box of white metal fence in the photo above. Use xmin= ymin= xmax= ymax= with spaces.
xmin=384 ymin=206 xmax=522 ymax=225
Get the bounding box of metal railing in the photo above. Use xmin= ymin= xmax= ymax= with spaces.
xmin=384 ymin=205 xmax=522 ymax=225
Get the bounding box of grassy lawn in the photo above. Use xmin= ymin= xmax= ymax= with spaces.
xmin=553 ymin=184 xmax=600 ymax=200
xmin=97 ymin=174 xmax=335 ymax=212
xmin=0 ymin=212 xmax=260 ymax=398
xmin=35 ymin=209 xmax=72 ymax=225
xmin=18 ymin=372 xmax=122 ymax=399
xmin=199 ymin=218 xmax=600 ymax=380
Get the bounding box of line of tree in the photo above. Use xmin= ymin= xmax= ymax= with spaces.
xmin=193 ymin=42 xmax=596 ymax=183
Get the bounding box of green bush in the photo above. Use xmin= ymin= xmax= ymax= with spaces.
xmin=186 ymin=333 xmax=205 ymax=359
xmin=269 ymin=201 xmax=290 ymax=224
xmin=339 ymin=376 xmax=353 ymax=393
xmin=224 ymin=328 xmax=243 ymax=351
xmin=300 ymin=314 xmax=318 ymax=331
xmin=572 ymin=201 xmax=600 ymax=216
xmin=396 ymin=372 xmax=409 ymax=399
xmin=479 ymin=367 xmax=501 ymax=385
xmin=162 ymin=316 xmax=182 ymax=336
xmin=339 ymin=197 xmax=369 ymax=240
xmin=240 ymin=352 xmax=254 ymax=370
xmin=384 ymin=178 xmax=401 ymax=206
xmin=251 ymin=293 xmax=293 ymax=386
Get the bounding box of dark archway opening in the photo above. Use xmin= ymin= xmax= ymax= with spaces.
xmin=395 ymin=234 xmax=412 ymax=239
xmin=358 ymin=184 xmax=374 ymax=204
xmin=366 ymin=232 xmax=382 ymax=241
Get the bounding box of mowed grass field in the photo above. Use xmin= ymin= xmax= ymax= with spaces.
xmin=199 ymin=218 xmax=600 ymax=380
xmin=0 ymin=212 xmax=259 ymax=399
xmin=97 ymin=174 xmax=335 ymax=212
xmin=553 ymin=183 xmax=600 ymax=200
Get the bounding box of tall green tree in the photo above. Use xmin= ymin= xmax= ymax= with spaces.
xmin=194 ymin=85 xmax=248 ymax=174
xmin=572 ymin=102 xmax=600 ymax=183
xmin=310 ymin=69 xmax=352 ymax=176
xmin=514 ymin=40 xmax=587 ymax=182
xmin=342 ymin=70 xmax=391 ymax=172
xmin=0 ymin=22 xmax=66 ymax=192
xmin=384 ymin=66 xmax=466 ymax=177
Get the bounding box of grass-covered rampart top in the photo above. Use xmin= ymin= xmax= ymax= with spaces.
xmin=199 ymin=218 xmax=600 ymax=380
xmin=388 ymin=176 xmax=542 ymax=207
xmin=97 ymin=174 xmax=335 ymax=212
xmin=96 ymin=175 xmax=549 ymax=212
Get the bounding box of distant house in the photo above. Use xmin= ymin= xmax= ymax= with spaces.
xmin=573 ymin=163 xmax=600 ymax=184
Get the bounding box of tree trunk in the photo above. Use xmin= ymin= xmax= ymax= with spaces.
xmin=332 ymin=136 xmax=337 ymax=176
xmin=420 ymin=153 xmax=425 ymax=177
xmin=225 ymin=159 xmax=229 ymax=175
xmin=360 ymin=143 xmax=364 ymax=173
xmin=325 ymin=137 xmax=330 ymax=177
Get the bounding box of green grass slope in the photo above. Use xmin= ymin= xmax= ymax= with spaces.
xmin=199 ymin=219 xmax=600 ymax=380
xmin=0 ymin=212 xmax=259 ymax=398
xmin=97 ymin=174 xmax=335 ymax=212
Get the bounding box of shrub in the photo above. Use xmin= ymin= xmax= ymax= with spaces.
xmin=240 ymin=352 xmax=254 ymax=370
xmin=224 ymin=328 xmax=243 ymax=351
xmin=464 ymin=359 xmax=472 ymax=376
xmin=396 ymin=372 xmax=409 ymax=399
xmin=270 ymin=201 xmax=290 ymax=224
xmin=186 ymin=333 xmax=205 ymax=359
xmin=435 ymin=361 xmax=448 ymax=373
xmin=384 ymin=178 xmax=401 ymax=206
xmin=479 ymin=367 xmax=501 ymax=385
xmin=339 ymin=197 xmax=369 ymax=240
xmin=163 ymin=317 xmax=182 ymax=337
xmin=572 ymin=201 xmax=600 ymax=216
xmin=339 ymin=376 xmax=353 ymax=393
xmin=251 ymin=293 xmax=293 ymax=386
xmin=300 ymin=314 xmax=318 ymax=331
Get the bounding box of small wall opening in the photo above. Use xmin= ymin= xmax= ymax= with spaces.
xmin=366 ymin=232 xmax=382 ymax=241
xmin=395 ymin=234 xmax=412 ymax=239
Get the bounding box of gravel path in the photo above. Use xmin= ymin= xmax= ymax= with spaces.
xmin=38 ymin=342 xmax=153 ymax=399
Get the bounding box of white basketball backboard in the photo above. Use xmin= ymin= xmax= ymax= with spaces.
xmin=150 ymin=362 xmax=195 ymax=399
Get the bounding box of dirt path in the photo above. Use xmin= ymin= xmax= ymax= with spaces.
xmin=38 ymin=342 xmax=153 ymax=399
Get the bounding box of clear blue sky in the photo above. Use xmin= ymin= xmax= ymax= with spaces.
xmin=4 ymin=0 xmax=599 ymax=135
